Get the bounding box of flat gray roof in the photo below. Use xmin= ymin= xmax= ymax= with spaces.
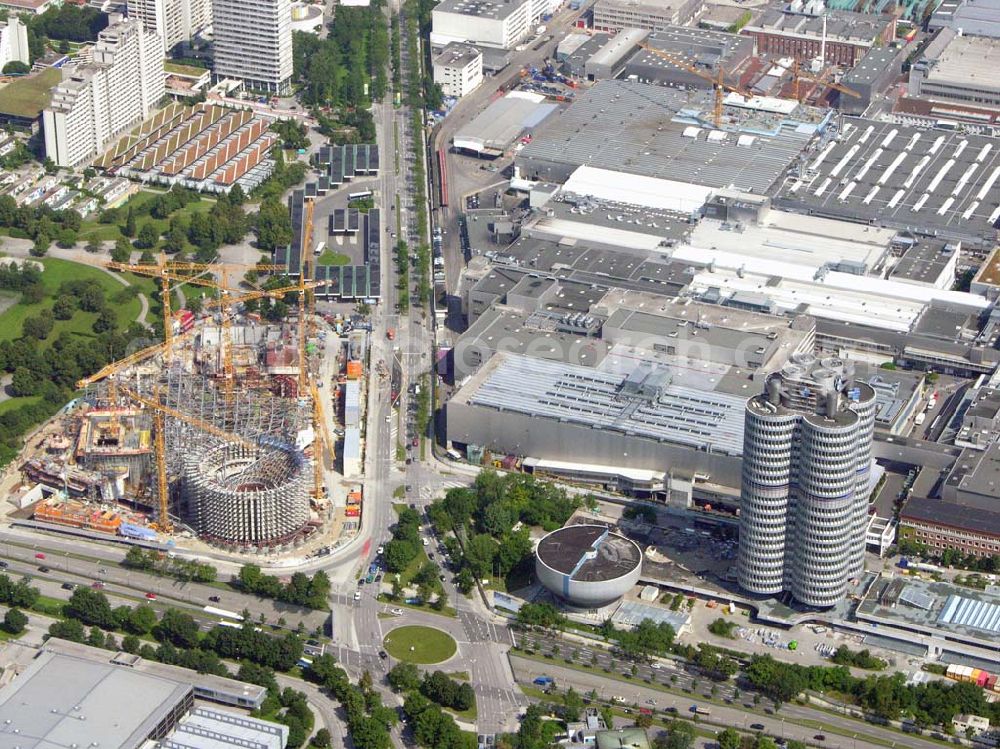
xmin=518 ymin=80 xmax=823 ymax=193
xmin=0 ymin=649 xmax=190 ymax=749
xmin=455 ymin=94 xmax=556 ymax=153
xmin=927 ymin=34 xmax=1000 ymax=90
xmin=434 ymin=0 xmax=526 ymax=20
xmin=536 ymin=524 xmax=641 ymax=581
xmin=844 ymin=44 xmax=902 ymax=86
xmin=435 ymin=42 xmax=481 ymax=68
xmin=750 ymin=7 xmax=889 ymax=42
xmin=456 ymin=352 xmax=747 ymax=455
xmin=889 ymin=240 xmax=955 ymax=284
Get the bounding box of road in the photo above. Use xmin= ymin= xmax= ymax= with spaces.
xmin=511 ymin=656 xmax=943 ymax=749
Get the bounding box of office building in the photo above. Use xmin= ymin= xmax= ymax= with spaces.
xmin=592 ymin=0 xmax=702 ymax=33
xmin=0 ymin=15 xmax=29 ymax=70
xmin=43 ymin=16 xmax=165 ymax=168
xmin=212 ymin=0 xmax=293 ymax=94
xmin=433 ymin=43 xmax=484 ymax=98
xmin=127 ymin=0 xmax=213 ymax=53
xmin=737 ymin=356 xmax=876 ymax=608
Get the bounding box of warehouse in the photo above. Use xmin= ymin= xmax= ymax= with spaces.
xmin=453 ymin=91 xmax=556 ymax=157
xmin=583 ymin=27 xmax=648 ymax=80
xmin=619 ymin=26 xmax=754 ymax=89
xmin=447 ymin=352 xmax=746 ymax=488
xmin=775 ymin=117 xmax=1000 ymax=249
xmin=517 ymin=80 xmax=827 ymax=191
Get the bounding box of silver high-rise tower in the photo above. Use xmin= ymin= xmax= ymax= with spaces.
xmin=211 ymin=0 xmax=293 ymax=94
xmin=737 ymin=354 xmax=876 ymax=608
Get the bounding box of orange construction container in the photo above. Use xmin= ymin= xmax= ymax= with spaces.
xmin=347 ymin=490 xmax=362 ymax=505
xmin=346 ymin=360 xmax=363 ymax=379
xmin=345 ymin=506 xmax=361 ymax=517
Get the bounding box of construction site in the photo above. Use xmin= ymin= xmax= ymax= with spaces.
xmin=5 ymin=252 xmax=374 ymax=556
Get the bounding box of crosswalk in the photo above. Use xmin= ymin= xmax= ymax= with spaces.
xmin=419 ymin=479 xmax=468 ymax=499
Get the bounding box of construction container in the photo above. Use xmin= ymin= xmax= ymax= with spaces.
xmin=345 ymin=505 xmax=361 ymax=517
xmin=346 ymin=360 xmax=363 ymax=379
xmin=347 ymin=490 xmax=362 ymax=505
xmin=35 ymin=500 xmax=122 ymax=534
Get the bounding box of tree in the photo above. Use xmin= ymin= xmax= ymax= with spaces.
xmin=654 ymin=720 xmax=696 ymax=749
xmin=65 ymin=587 xmax=116 ymax=630
xmin=3 ymin=607 xmax=27 ymax=634
xmin=123 ymin=207 xmax=136 ymax=237
xmin=255 ymin=197 xmax=293 ymax=251
xmin=22 ymin=310 xmax=54 ymax=340
xmin=126 ymin=604 xmax=158 ymax=634
xmin=30 ymin=235 xmax=49 ymax=257
xmin=56 ymin=228 xmax=77 ymax=248
xmin=135 ymin=222 xmax=159 ymax=249
xmin=310 ymin=728 xmax=332 ymax=748
xmin=52 ymin=295 xmax=77 ymax=320
xmin=111 ymin=236 xmax=132 ymax=263
xmin=92 ymin=306 xmax=117 ymax=334
xmin=464 ymin=534 xmax=498 ymax=579
xmin=388 ymin=662 xmax=422 ymax=692
xmin=121 ymin=633 xmax=141 ymax=653
xmin=716 ymin=728 xmax=741 ymax=749
xmin=155 ymin=608 xmax=201 ymax=648
xmin=2 ymin=61 xmax=30 ymax=75
xmin=48 ymin=618 xmax=86 ymax=643
xmin=561 ymin=686 xmax=584 ymax=721
xmin=9 ymin=366 xmax=38 ymax=396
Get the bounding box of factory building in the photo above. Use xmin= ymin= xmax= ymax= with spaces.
xmin=929 ymin=0 xmax=1000 ymax=38
xmin=841 ymin=44 xmax=905 ymax=116
xmin=517 ymin=80 xmax=827 ymax=191
xmin=740 ymin=6 xmax=895 ymax=67
xmin=583 ymin=28 xmax=648 ymax=80
xmin=431 ymin=0 xmax=557 ymax=49
xmin=775 ymin=117 xmax=1000 ymax=250
xmin=618 ymin=26 xmax=754 ymax=89
xmin=0 ymin=639 xmax=283 ymax=749
xmin=433 ymin=43 xmax=484 ymax=98
xmin=737 ymin=356 xmax=877 ymax=608
xmin=908 ymin=29 xmax=1000 ymax=111
xmin=592 ymin=0 xmax=703 ymax=33
xmin=535 ymin=524 xmax=643 ymax=607
xmin=453 ymin=91 xmax=556 ymax=157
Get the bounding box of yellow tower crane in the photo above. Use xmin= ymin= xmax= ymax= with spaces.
xmin=787 ymin=59 xmax=862 ymax=103
xmin=636 ymin=43 xmax=754 ymax=129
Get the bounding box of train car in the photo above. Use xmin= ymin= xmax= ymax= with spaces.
xmin=204 ymin=605 xmax=244 ymax=621
xmin=437 ymin=149 xmax=449 ymax=208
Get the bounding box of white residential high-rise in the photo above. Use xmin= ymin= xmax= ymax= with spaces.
xmin=211 ymin=0 xmax=293 ymax=94
xmin=43 ymin=16 xmax=165 ymax=168
xmin=0 ymin=15 xmax=29 ymax=70
xmin=736 ymin=354 xmax=876 ymax=609
xmin=127 ymin=0 xmax=213 ymax=54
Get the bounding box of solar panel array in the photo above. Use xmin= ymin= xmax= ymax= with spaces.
xmin=937 ymin=594 xmax=1000 ymax=635
xmin=468 ymin=354 xmax=745 ymax=455
xmin=315 ymin=143 xmax=380 ymax=186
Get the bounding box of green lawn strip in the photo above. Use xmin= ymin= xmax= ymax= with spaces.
xmin=383 ymin=624 xmax=457 ymax=664
xmin=511 ymin=651 xmax=898 ymax=748
xmin=317 ymin=249 xmax=351 ymax=266
xmin=0 ymin=395 xmax=41 ymax=415
xmin=447 ymin=671 xmax=470 ymax=681
xmin=377 ymin=593 xmax=456 ymax=618
xmin=396 ymin=546 xmax=430 ymax=587
xmin=444 ymin=702 xmax=477 ymax=722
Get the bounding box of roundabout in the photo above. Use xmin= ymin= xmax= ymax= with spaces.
xmin=383 ymin=625 xmax=457 ymax=664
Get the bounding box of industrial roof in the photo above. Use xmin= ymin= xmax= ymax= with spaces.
xmin=844 ymin=44 xmax=902 ymax=86
xmin=457 ymin=352 xmax=747 ymax=455
xmin=902 ymin=495 xmax=1000 ymax=536
xmin=433 ymin=0 xmax=526 ymax=20
xmin=562 ymin=165 xmax=713 ymax=213
xmin=454 ymin=92 xmax=555 ymax=154
xmin=748 ymin=7 xmax=890 ymax=42
xmin=0 ymin=650 xmax=190 ymax=749
xmin=926 ymin=34 xmax=1000 ymax=90
xmin=889 ymin=240 xmax=956 ymax=284
xmin=167 ymin=708 xmax=288 ymax=749
xmin=517 ymin=80 xmax=820 ymax=193
xmin=938 ymin=594 xmax=1000 ymax=637
xmin=536 ymin=524 xmax=642 ymax=581
xmin=587 ymin=27 xmax=648 ymax=68
xmin=684 ymin=213 xmax=895 ymax=274
xmin=775 ymin=117 xmax=1000 ymax=248
xmin=623 ymin=25 xmax=753 ymax=84
xmin=434 ymin=42 xmax=482 ymax=68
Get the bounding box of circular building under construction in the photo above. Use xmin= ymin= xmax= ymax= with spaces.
xmin=182 ymin=437 xmax=310 ymax=549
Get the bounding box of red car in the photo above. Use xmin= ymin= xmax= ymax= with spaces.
xmin=145 ymin=592 xmax=157 ymax=600
xmin=34 ymin=552 xmax=45 ymax=560
xmin=91 ymin=581 xmax=105 ymax=590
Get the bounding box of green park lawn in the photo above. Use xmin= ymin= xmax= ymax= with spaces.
xmin=383 ymin=625 xmax=457 ymax=664
xmin=77 ymin=190 xmax=217 ymax=244
xmin=0 ymin=68 xmax=61 ymax=119
xmin=0 ymin=258 xmax=157 ymax=346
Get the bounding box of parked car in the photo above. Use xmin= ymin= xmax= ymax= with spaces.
xmin=209 ymin=595 xmax=221 ymax=603
xmin=91 ymin=581 xmax=105 ymax=589
xmin=145 ymin=592 xmax=157 ymax=600
xmin=61 ymin=582 xmax=75 ymax=591
xmin=38 ymin=566 xmax=50 ymax=573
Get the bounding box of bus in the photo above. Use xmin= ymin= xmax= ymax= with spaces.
xmin=349 ymin=190 xmax=373 ymax=201
xmin=204 ymin=605 xmax=243 ymax=621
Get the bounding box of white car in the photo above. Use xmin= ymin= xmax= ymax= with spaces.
xmin=391 ymin=608 xmax=404 ymax=615
xmin=377 ymin=546 xmax=384 ymax=555
xmin=650 ymin=662 xmax=662 ymax=670
xmin=354 ymin=591 xmax=362 ymax=601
